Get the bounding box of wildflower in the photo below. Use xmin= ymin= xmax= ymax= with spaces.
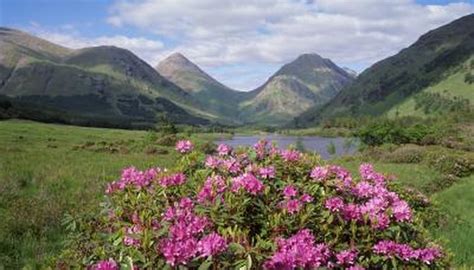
xmin=259 ymin=166 xmax=275 ymax=179
xmin=348 ymin=265 xmax=365 ymax=270
xmin=254 ymin=139 xmax=269 ymax=159
xmin=197 ymin=232 xmax=227 ymax=257
xmin=160 ymin=237 xmax=198 ymax=266
xmin=371 ymin=212 xmax=390 ymax=229
xmin=241 ymin=173 xmax=264 ymax=195
xmin=175 ymin=140 xmax=193 ymax=153
xmin=391 ymin=200 xmax=412 ymax=222
xmin=336 ymin=249 xmax=358 ymax=266
xmin=342 ymin=203 xmax=362 ymax=221
xmin=217 ymin=143 xmax=232 ymax=156
xmin=416 ymin=247 xmax=442 ymax=264
xmin=282 ymin=185 xmax=298 ymax=198
xmin=280 ymin=149 xmax=301 ymax=162
xmin=300 ymin=193 xmax=314 ymax=203
xmin=91 ymin=259 xmax=119 ymax=270
xmin=284 ymin=199 xmax=302 ymax=214
xmin=353 ymin=181 xmax=373 ymax=198
xmin=263 ymin=229 xmax=330 ymax=269
xmin=197 ymin=175 xmax=227 ymax=204
xmin=232 ymin=173 xmax=264 ymax=195
xmin=310 ymin=166 xmax=330 ymax=181
xmin=159 ymin=173 xmax=186 ymax=187
xmin=204 ymin=155 xmax=221 ymax=169
xmin=222 ymin=158 xmax=241 ymax=174
xmin=325 ymin=197 xmax=345 ymax=212
xmin=359 ymin=163 xmax=385 ymax=184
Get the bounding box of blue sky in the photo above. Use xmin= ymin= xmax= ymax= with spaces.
xmin=1 ymin=0 xmax=473 ymax=90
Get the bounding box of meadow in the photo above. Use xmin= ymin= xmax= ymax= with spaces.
xmin=0 ymin=119 xmax=472 ymax=268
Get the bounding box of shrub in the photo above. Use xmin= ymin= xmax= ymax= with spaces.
xmin=383 ymin=144 xmax=424 ymax=164
xmin=58 ymin=140 xmax=449 ymax=269
xmin=156 ymin=134 xmax=179 ymax=147
xmin=426 ymin=151 xmax=474 ymax=178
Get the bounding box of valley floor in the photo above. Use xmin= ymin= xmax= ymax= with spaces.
xmin=0 ymin=120 xmax=472 ymax=268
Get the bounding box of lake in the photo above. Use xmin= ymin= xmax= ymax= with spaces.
xmin=215 ymin=135 xmax=358 ymax=160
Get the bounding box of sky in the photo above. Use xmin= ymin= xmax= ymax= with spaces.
xmin=1 ymin=0 xmax=473 ymax=91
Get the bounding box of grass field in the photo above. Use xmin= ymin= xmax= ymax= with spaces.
xmin=0 ymin=120 xmax=472 ymax=268
xmin=0 ymin=120 xmax=225 ymax=268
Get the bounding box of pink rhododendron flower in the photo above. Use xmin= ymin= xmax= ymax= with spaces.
xmin=197 ymin=175 xmax=227 ymax=204
xmin=159 ymin=172 xmax=186 ymax=187
xmin=197 ymin=232 xmax=228 ymax=257
xmin=280 ymin=149 xmax=301 ymax=162
xmin=232 ymin=173 xmax=264 ymax=195
xmin=353 ymin=181 xmax=373 ymax=198
xmin=325 ymin=197 xmax=345 ymax=212
xmin=416 ymin=247 xmax=443 ymax=264
xmin=223 ymin=158 xmax=242 ymax=174
xmin=91 ymin=258 xmax=119 ymax=270
xmin=310 ymin=166 xmax=330 ymax=181
xmin=300 ymin=193 xmax=314 ymax=203
xmin=175 ymin=140 xmax=193 ymax=153
xmin=348 ymin=265 xmax=365 ymax=270
xmin=160 ymin=237 xmax=198 ymax=266
xmin=284 ymin=199 xmax=302 ymax=214
xmin=372 ymin=240 xmax=441 ymax=263
xmin=217 ymin=144 xmax=232 ymax=156
xmin=342 ymin=203 xmax=362 ymax=221
xmin=254 ymin=139 xmax=269 ymax=159
xmin=204 ymin=155 xmax=221 ymax=169
xmin=391 ymin=200 xmax=412 ymax=222
xmin=259 ymin=166 xmax=275 ymax=179
xmin=106 ymin=167 xmax=160 ymax=193
xmin=336 ymin=249 xmax=358 ymax=266
xmin=264 ymin=229 xmax=331 ymax=269
xmin=359 ymin=163 xmax=385 ymax=184
xmin=282 ymin=185 xmax=298 ymax=198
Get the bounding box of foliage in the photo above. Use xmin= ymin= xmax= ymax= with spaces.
xmin=355 ymin=118 xmax=448 ymax=147
xmin=58 ymin=140 xmax=449 ymax=269
xmin=425 ymin=150 xmax=474 ymax=178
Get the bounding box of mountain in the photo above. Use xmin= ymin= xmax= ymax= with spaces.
xmin=0 ymin=27 xmax=209 ymax=128
xmin=156 ymin=53 xmax=247 ymax=119
xmin=343 ymin=67 xmax=358 ymax=78
xmin=239 ymin=53 xmax=355 ymax=124
xmin=296 ymin=14 xmax=474 ymax=126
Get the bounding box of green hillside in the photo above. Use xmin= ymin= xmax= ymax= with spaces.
xmin=156 ymin=53 xmax=249 ymax=122
xmin=0 ymin=28 xmax=211 ymax=127
xmin=240 ymin=54 xmax=354 ymax=125
xmin=296 ymin=14 xmax=474 ymax=126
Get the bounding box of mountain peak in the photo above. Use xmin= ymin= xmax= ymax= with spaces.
xmin=157 ymin=52 xmax=206 ymax=77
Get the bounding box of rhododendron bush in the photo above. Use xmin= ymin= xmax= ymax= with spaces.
xmin=59 ymin=140 xmax=448 ymax=269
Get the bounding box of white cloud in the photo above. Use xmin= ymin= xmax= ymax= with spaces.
xmin=25 ymin=1 xmax=474 ymax=90
xmin=30 ymin=27 xmax=165 ymax=65
xmin=107 ymin=0 xmax=473 ymax=70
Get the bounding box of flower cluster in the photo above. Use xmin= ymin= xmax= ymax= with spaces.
xmin=373 ymin=240 xmax=442 ymax=264
xmin=280 ymin=149 xmax=301 ymax=162
xmin=106 ymin=166 xmax=160 ymax=193
xmin=197 ymin=175 xmax=227 ymax=204
xmin=159 ymin=172 xmax=187 ymax=187
xmin=263 ymin=229 xmax=330 ymax=269
xmin=280 ymin=185 xmax=313 ymax=214
xmin=91 ymin=259 xmax=118 ymax=270
xmin=175 ymin=140 xmax=193 ymax=154
xmin=231 ymin=173 xmax=265 ymax=195
xmin=77 ymin=140 xmax=447 ymax=269
xmin=159 ymin=197 xmax=227 ymax=266
xmin=217 ymin=143 xmax=232 ymax=156
xmin=321 ymin=163 xmax=412 ymax=229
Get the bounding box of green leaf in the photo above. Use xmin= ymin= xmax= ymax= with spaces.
xmin=198 ymin=257 xmax=213 ymax=270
